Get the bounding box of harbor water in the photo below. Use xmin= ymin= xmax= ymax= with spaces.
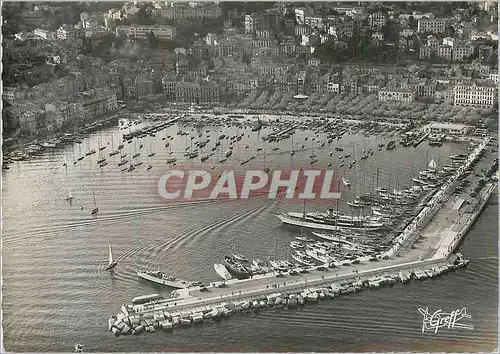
xmin=2 ymin=118 xmax=497 ymax=352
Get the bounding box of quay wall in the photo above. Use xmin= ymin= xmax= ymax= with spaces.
xmin=383 ymin=138 xmax=490 ymax=258
xmin=446 ymin=179 xmax=497 ymax=255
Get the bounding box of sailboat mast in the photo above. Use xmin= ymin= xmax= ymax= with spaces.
xmin=301 ymin=198 xmax=306 ymax=237
xmin=335 ymin=180 xmax=340 ymax=236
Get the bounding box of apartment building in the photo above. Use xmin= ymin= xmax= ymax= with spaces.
xmin=175 ymin=81 xmax=220 ymax=104
xmin=161 ymin=3 xmax=221 ymax=20
xmin=453 ymin=44 xmax=474 ymax=61
xmin=437 ymin=44 xmax=452 ymax=61
xmin=115 ymin=25 xmax=176 ymax=40
xmin=417 ymin=18 xmax=446 ymax=33
xmin=419 ymin=45 xmax=432 ymax=60
xmin=370 ymin=12 xmax=386 ymax=29
xmin=80 ymin=92 xmax=118 ymax=120
xmin=453 ymin=82 xmax=496 ymax=108
xmin=57 ymin=24 xmax=84 ymax=40
xmin=34 ymin=28 xmax=55 ymax=40
xmin=378 ymin=88 xmax=416 ymax=102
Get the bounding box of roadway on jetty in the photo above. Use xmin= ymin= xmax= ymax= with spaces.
xmin=143 ymin=138 xmax=495 ymax=311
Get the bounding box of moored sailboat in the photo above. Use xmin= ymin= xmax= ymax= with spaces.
xmin=91 ymin=191 xmax=99 ymax=215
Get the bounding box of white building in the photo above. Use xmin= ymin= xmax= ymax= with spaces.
xmin=57 ymin=25 xmax=84 ymax=40
xmin=453 ymin=83 xmax=496 ymax=108
xmin=423 ymin=122 xmax=475 ymax=135
xmin=489 ymin=72 xmax=499 ymax=84
xmin=327 ymin=82 xmax=340 ymax=93
xmin=442 ymin=37 xmax=455 ymax=48
xmin=399 ymin=28 xmax=414 ymax=38
xmin=115 ymin=25 xmax=176 ymax=40
xmin=378 ymin=88 xmax=415 ymax=102
xmin=417 ymin=18 xmax=446 ymax=33
xmin=33 ymin=28 xmax=55 ymax=40
xmin=370 ymin=12 xmax=385 ymax=29
xmin=244 ymin=14 xmax=254 ymax=34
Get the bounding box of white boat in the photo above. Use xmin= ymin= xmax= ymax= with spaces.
xmin=105 ymin=244 xmax=118 ymax=271
xmin=132 ymin=294 xmax=161 ymax=304
xmin=295 ymin=236 xmax=315 ymax=242
xmin=269 ymin=259 xmax=289 ymax=272
xmin=342 ymin=177 xmax=351 ymax=187
xmin=214 ymin=263 xmax=232 ymax=281
xmin=65 ymin=188 xmax=73 ymax=201
xmin=232 ymin=253 xmax=248 ymax=262
xmin=428 ymin=158 xmax=437 ymax=171
xmin=290 ymin=241 xmax=304 ymax=249
xmin=136 ymin=270 xmax=201 ymax=288
xmin=291 ymin=252 xmax=315 ymax=267
xmin=278 ymin=211 xmax=385 ymax=231
xmin=74 ymin=343 xmax=84 ymax=353
xmin=305 ymin=248 xmax=332 ymax=264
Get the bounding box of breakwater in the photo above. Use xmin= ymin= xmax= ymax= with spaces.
xmin=108 ymin=254 xmax=469 ymax=336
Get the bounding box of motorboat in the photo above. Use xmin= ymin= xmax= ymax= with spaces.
xmin=232 ymin=253 xmax=248 ymax=262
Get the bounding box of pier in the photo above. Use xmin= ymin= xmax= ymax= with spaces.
xmin=122 ymin=117 xmax=180 ymax=140
xmin=266 ymin=124 xmax=298 ymax=141
xmin=108 ymin=137 xmax=496 ymax=336
xmin=412 ymin=132 xmax=430 ymax=147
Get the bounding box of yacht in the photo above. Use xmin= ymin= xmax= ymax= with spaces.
xmin=232 ymin=253 xmax=248 ymax=262
xmin=291 ymin=252 xmax=315 ymax=267
xmin=290 ymin=241 xmax=305 ymax=249
xmin=223 ymin=256 xmax=251 ymax=279
xmin=136 ymin=270 xmax=202 ymax=289
xmin=342 ymin=177 xmax=351 ymax=187
xmin=277 ymin=209 xmax=385 ymax=231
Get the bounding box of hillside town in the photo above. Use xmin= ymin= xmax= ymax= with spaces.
xmin=2 ymin=1 xmax=498 ymax=139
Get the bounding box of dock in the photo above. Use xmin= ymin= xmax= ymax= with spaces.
xmin=108 ymin=137 xmax=496 ymax=336
xmin=122 ymin=117 xmax=181 ymax=140
xmin=266 ymin=124 xmax=298 ymax=141
xmin=413 ymin=132 xmax=430 ymax=147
